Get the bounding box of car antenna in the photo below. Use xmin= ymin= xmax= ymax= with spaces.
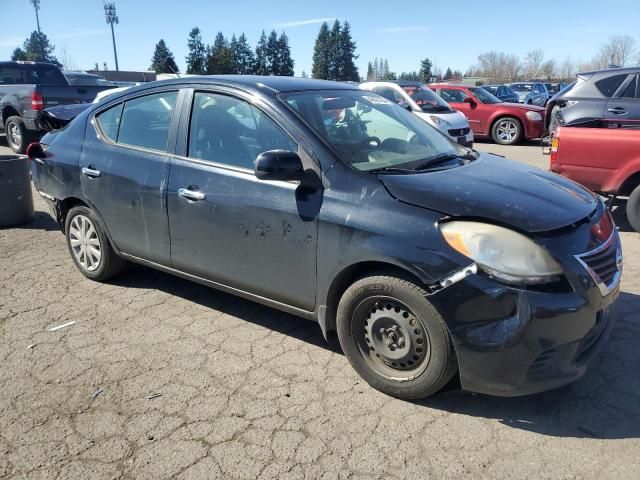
xmin=168 ymin=65 xmax=180 ymax=78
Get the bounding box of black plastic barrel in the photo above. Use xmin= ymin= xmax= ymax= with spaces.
xmin=0 ymin=155 xmax=35 ymax=227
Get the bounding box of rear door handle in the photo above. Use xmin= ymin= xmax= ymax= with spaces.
xmin=608 ymin=107 xmax=627 ymax=115
xmin=178 ymin=187 xmax=206 ymax=201
xmin=81 ymin=166 xmax=101 ymax=178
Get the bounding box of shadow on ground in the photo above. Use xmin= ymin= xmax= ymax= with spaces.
xmin=110 ymin=260 xmax=640 ymax=440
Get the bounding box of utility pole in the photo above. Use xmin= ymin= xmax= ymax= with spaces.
xmin=103 ymin=2 xmax=119 ymax=71
xmin=30 ymin=0 xmax=41 ymax=33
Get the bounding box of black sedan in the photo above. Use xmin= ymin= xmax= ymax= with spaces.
xmin=29 ymin=76 xmax=622 ymax=399
xmin=481 ymin=84 xmax=519 ymax=103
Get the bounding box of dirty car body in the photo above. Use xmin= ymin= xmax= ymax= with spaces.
xmin=31 ymin=76 xmax=622 ymax=398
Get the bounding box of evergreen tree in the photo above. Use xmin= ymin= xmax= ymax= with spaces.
xmin=366 ymin=62 xmax=374 ymax=80
xmin=185 ymin=27 xmax=206 ymax=74
xmin=150 ymin=39 xmax=179 ymax=74
xmin=229 ymin=34 xmax=239 ymax=73
xmin=327 ymin=20 xmax=342 ymax=80
xmin=301 ymin=70 xmax=308 ymax=78
xmin=11 ymin=48 xmax=27 ymax=61
xmin=373 ymin=58 xmax=380 ymax=79
xmin=18 ymin=31 xmax=61 ymax=66
xmin=444 ymin=67 xmax=453 ymax=80
xmin=265 ymin=30 xmax=279 ymax=74
xmin=254 ymin=30 xmax=269 ymax=75
xmin=233 ymin=33 xmax=256 ymax=74
xmin=419 ymin=57 xmax=432 ymax=83
xmin=311 ymin=22 xmax=330 ymax=79
xmin=206 ymin=32 xmax=233 ymax=74
xmin=339 ymin=21 xmax=359 ymax=81
xmin=276 ymin=32 xmax=294 ymax=76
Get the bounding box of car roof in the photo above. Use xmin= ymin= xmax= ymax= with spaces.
xmin=577 ymin=66 xmax=640 ymax=76
xmin=428 ymin=83 xmax=468 ymax=88
xmin=122 ymin=75 xmax=358 ymax=98
xmin=0 ymin=61 xmax=60 ymax=67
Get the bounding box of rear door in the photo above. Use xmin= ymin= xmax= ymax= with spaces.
xmin=80 ymin=87 xmax=182 ymax=264
xmin=605 ymin=74 xmax=640 ymax=127
xmin=167 ymin=89 xmax=319 ymax=311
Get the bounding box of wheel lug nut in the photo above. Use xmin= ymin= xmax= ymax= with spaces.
xmin=409 ymin=319 xmax=416 ymax=326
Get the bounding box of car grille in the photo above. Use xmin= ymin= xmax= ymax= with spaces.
xmin=448 ymin=127 xmax=470 ymax=136
xmin=574 ymin=231 xmax=622 ymax=296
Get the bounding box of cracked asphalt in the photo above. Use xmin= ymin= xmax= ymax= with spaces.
xmin=1 ymin=137 xmax=639 ymax=479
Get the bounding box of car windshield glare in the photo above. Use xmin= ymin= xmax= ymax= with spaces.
xmin=469 ymin=87 xmax=501 ymax=104
xmin=510 ymin=83 xmax=533 ymax=92
xmin=281 ymin=90 xmax=462 ymax=172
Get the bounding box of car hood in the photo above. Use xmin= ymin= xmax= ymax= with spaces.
xmin=501 ymin=102 xmax=545 ymax=112
xmin=378 ymin=153 xmax=597 ymax=233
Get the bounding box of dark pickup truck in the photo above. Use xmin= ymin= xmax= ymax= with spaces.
xmin=0 ymin=61 xmax=113 ymax=153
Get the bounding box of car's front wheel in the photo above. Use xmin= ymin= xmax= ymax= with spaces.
xmin=65 ymin=206 xmax=126 ymax=281
xmin=336 ymin=275 xmax=458 ymax=399
xmin=491 ymin=117 xmax=522 ymax=145
xmin=626 ymin=185 xmax=640 ymax=233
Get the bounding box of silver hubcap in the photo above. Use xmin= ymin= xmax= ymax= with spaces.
xmin=69 ymin=215 xmax=101 ymax=272
xmin=8 ymin=122 xmax=22 ymax=147
xmin=496 ymin=120 xmax=518 ymax=143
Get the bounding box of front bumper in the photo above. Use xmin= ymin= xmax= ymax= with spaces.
xmin=524 ymin=120 xmax=545 ymax=139
xmin=429 ymin=247 xmax=620 ymax=397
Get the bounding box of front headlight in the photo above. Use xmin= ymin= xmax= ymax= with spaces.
xmin=525 ymin=111 xmax=542 ymax=121
xmin=429 ymin=115 xmax=451 ymax=127
xmin=440 ymin=221 xmax=562 ymax=284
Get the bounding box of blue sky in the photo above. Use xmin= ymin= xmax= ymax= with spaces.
xmin=1 ymin=0 xmax=639 ymax=75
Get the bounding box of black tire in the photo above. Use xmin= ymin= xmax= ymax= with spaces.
xmin=626 ymin=185 xmax=640 ymax=233
xmin=5 ymin=116 xmax=36 ymax=154
xmin=65 ymin=206 xmax=126 ymax=281
xmin=336 ymin=275 xmax=457 ymax=400
xmin=491 ymin=117 xmax=522 ymax=145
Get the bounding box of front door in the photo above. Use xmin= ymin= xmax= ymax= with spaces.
xmin=80 ymin=89 xmax=180 ymax=264
xmin=167 ymin=90 xmax=319 ymax=311
xmin=439 ymin=88 xmax=489 ymax=135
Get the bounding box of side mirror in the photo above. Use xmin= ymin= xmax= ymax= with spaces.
xmin=255 ymin=150 xmax=305 ymax=182
xmin=463 ymin=97 xmax=477 ymax=107
xmin=26 ymin=142 xmax=46 ymax=159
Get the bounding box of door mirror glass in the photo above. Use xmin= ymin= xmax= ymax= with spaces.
xmin=463 ymin=97 xmax=477 ymax=106
xmin=255 ymin=150 xmax=305 ymax=181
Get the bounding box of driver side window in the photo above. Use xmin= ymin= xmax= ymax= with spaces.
xmin=440 ymin=89 xmax=468 ymax=103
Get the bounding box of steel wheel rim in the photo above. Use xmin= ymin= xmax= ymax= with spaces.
xmin=496 ymin=120 xmax=517 ymax=142
xmin=352 ymin=296 xmax=431 ymax=382
xmin=69 ymin=215 xmax=102 ymax=272
xmin=8 ymin=121 xmax=21 ymax=147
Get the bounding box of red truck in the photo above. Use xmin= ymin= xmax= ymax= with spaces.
xmin=549 ymin=126 xmax=640 ymax=232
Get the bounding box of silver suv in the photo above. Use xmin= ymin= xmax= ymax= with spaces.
xmin=507 ymin=82 xmax=549 ymax=106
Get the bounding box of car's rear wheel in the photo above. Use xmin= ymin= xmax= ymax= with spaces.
xmin=491 ymin=117 xmax=522 ymax=145
xmin=626 ymin=185 xmax=640 ymax=233
xmin=5 ymin=116 xmax=36 ymax=154
xmin=65 ymin=206 xmax=126 ymax=281
xmin=336 ymin=275 xmax=457 ymax=399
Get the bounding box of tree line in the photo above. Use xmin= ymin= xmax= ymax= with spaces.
xmin=150 ymin=28 xmax=294 ymax=76
xmin=10 ymin=31 xmax=61 ymax=66
xmin=311 ymin=20 xmax=359 ymax=81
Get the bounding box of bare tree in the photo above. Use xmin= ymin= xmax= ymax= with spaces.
xmin=540 ymin=59 xmax=556 ymax=80
xmin=523 ymin=49 xmax=544 ymax=79
xmin=503 ymin=54 xmax=520 ymax=82
xmin=59 ymin=46 xmax=77 ymax=71
xmin=599 ymin=35 xmax=636 ymax=67
xmin=559 ymin=56 xmax=575 ymax=81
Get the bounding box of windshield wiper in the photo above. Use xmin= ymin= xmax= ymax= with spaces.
xmin=366 ymin=166 xmax=417 ymax=174
xmin=412 ymin=152 xmax=476 ymax=171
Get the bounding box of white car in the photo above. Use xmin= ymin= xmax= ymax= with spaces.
xmin=359 ymin=81 xmax=473 ymax=147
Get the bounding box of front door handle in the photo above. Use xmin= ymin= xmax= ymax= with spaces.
xmin=608 ymin=107 xmax=627 ymax=115
xmin=178 ymin=187 xmax=206 ymax=201
xmin=82 ymin=166 xmax=101 ymax=178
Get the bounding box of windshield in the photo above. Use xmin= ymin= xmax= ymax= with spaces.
xmin=469 ymin=87 xmax=501 ymax=104
xmin=281 ymin=90 xmax=464 ymax=172
xmin=401 ymin=84 xmax=453 ymax=112
xmin=510 ymin=83 xmax=533 ymax=92
xmin=482 ymin=86 xmax=498 ymax=94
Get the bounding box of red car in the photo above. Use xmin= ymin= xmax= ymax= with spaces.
xmin=429 ymin=83 xmax=546 ymax=145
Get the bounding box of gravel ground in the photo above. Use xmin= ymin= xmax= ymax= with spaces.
xmin=1 ymin=134 xmax=639 ymax=479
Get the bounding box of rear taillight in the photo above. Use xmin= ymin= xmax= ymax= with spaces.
xmin=31 ymin=92 xmax=44 ymax=111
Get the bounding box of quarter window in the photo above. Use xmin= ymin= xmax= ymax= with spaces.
xmin=595 ymin=74 xmax=628 ymax=97
xmin=117 ymin=91 xmax=177 ymax=151
xmin=95 ymin=103 xmax=123 ymax=142
xmin=622 ymin=76 xmax=638 ymax=99
xmin=188 ymin=92 xmax=297 ymax=169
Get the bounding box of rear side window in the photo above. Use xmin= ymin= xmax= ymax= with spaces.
xmin=117 ymin=91 xmax=178 ymax=151
xmin=0 ymin=66 xmax=25 ymax=84
xmin=95 ymin=103 xmax=123 ymax=142
xmin=622 ymin=76 xmax=638 ymax=99
xmin=595 ymin=74 xmax=628 ymax=97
